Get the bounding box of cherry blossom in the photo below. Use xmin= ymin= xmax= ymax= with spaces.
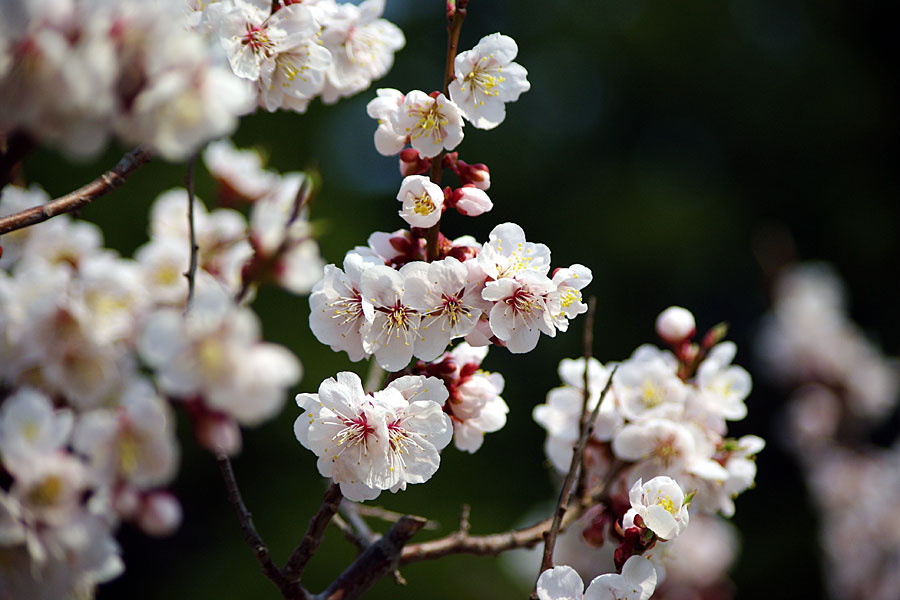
xmin=396 ymin=175 xmax=444 ymax=229
xmin=535 ymin=556 xmax=657 ymax=600
xmin=655 ymin=306 xmax=696 ymax=344
xmin=359 ymin=263 xmax=422 ymax=371
xmin=622 ymin=476 xmax=690 ymax=541
xmin=477 ymin=222 xmax=551 ymax=280
xmin=390 ymin=90 xmax=464 ymax=158
xmin=482 ymin=271 xmax=559 ymax=354
xmin=448 ymin=32 xmax=531 ymax=130
xmin=367 ymin=88 xmax=407 ymax=156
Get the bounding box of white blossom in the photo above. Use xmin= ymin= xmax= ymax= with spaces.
xmin=448 ymin=32 xmax=530 ymax=130
xmin=367 ymin=88 xmax=406 ymax=156
xmin=390 ymin=90 xmax=464 ymax=159
xmin=477 ymin=222 xmax=551 ymax=280
xmin=482 ymin=271 xmax=558 ymax=354
xmin=622 ymin=476 xmax=690 ymax=540
xmin=359 ymin=263 xmax=422 ymax=371
xmin=396 ymin=175 xmax=444 ymax=229
xmin=655 ymin=306 xmax=695 ymax=344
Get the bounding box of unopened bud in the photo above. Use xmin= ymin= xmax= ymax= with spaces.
xmin=138 ymin=492 xmax=183 ymax=537
xmin=451 ymin=185 xmax=492 ymax=217
xmin=655 ymin=306 xmax=696 ymax=344
xmin=112 ymin=485 xmax=141 ymax=519
xmin=399 ymin=148 xmax=430 ymax=177
xmin=196 ymin=413 xmax=242 ymax=456
xmin=465 ymin=163 xmax=490 ymax=190
xmin=702 ymin=322 xmax=729 ymax=350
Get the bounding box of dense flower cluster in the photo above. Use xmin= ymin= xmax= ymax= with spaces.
xmin=530 ymin=307 xmax=763 ymax=591
xmin=294 ymin=371 xmax=452 ymax=501
xmin=757 ymin=263 xmax=900 ymax=600
xmin=0 ymin=0 xmax=253 ymax=160
xmin=0 ymin=137 xmax=328 ymax=593
xmin=0 ymin=0 xmax=404 ymax=160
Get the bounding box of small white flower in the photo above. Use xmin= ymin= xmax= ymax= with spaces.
xmin=359 ymin=263 xmax=422 ymax=371
xmin=535 ymin=557 xmax=657 ymax=600
xmin=613 ymin=345 xmax=687 ymax=422
xmin=396 ymin=175 xmax=444 ymax=229
xmin=0 ymin=388 xmax=73 ymax=472
xmin=367 ymin=88 xmax=406 ymax=156
xmin=655 ymin=306 xmax=695 ymax=344
xmin=482 ymin=271 xmax=558 ymax=354
xmin=390 ymin=90 xmax=464 ymax=159
xmin=477 ymin=222 xmax=551 ymax=280
xmin=448 ymin=32 xmax=531 ymax=130
xmin=696 ymin=341 xmax=752 ymax=420
xmin=551 ymin=264 xmax=592 ymax=330
xmin=622 ymin=476 xmax=690 ymax=540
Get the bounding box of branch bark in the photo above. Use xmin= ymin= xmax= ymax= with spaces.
xmin=283 ymin=483 xmax=343 ymax=582
xmin=0 ymin=146 xmax=151 ymax=235
xmin=216 ymin=453 xmax=309 ymax=599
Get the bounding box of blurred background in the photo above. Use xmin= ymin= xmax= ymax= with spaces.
xmin=18 ymin=0 xmax=899 ymax=597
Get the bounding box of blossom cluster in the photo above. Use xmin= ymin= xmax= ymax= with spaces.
xmin=0 ymin=0 xmax=405 ymax=160
xmin=309 ymin=222 xmax=592 ymax=370
xmin=0 ymin=139 xmax=327 ymax=594
xmin=294 ymin=371 xmax=452 ymax=501
xmin=193 ymin=0 xmax=404 ymax=112
xmin=757 ymin=263 xmax=900 ymax=600
xmin=0 ymin=0 xmax=253 ymax=160
xmin=530 ymin=307 xmax=763 ymax=590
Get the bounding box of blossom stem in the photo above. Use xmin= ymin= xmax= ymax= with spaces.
xmin=576 ymin=297 xmax=598 ymax=498
xmin=423 ymin=4 xmax=467 ymax=262
xmin=536 ymin=362 xmax=619 ymax=583
xmin=184 ymin=153 xmax=200 ymax=312
xmin=283 ymin=482 xmax=343 ymax=582
xmin=0 ymin=145 xmax=151 ymax=235
xmin=216 ymin=453 xmax=310 ymax=599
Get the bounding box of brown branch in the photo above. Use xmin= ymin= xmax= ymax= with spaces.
xmin=331 ymin=513 xmax=370 ymax=553
xmin=283 ymin=483 xmax=343 ymax=582
xmin=537 ymin=363 xmax=618 ymax=580
xmin=184 ymin=154 xmax=200 ymax=310
xmin=352 ymin=504 xmax=439 ymax=530
xmin=0 ymin=146 xmax=151 ymax=235
xmin=576 ymin=297 xmax=598 ymax=499
xmin=316 ymin=515 xmax=428 ymax=600
xmin=216 ymin=453 xmax=308 ymax=599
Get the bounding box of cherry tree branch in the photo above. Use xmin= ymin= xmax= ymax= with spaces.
xmin=216 ymin=453 xmax=309 ymax=600
xmin=283 ymin=483 xmax=344 ymax=582
xmin=0 ymin=146 xmax=151 ymax=235
xmin=315 ymin=515 xmax=428 ymax=600
xmin=537 ymin=363 xmax=617 ymax=580
xmin=576 ymin=297 xmax=598 ymax=499
xmin=184 ymin=154 xmax=200 ymax=310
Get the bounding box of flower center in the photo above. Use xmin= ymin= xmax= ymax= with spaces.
xmin=26 ymin=474 xmax=64 ymax=507
xmin=242 ymin=24 xmax=274 ymax=57
xmin=413 ymin=192 xmax=436 ymax=216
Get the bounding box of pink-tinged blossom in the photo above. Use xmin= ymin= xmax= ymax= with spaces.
xmin=309 ymin=252 xmax=383 ymax=362
xmin=390 ymin=90 xmax=464 ymax=159
xmin=482 ymin=271 xmax=558 ymax=354
xmin=451 ymin=185 xmax=493 ymax=217
xmin=366 ymin=88 xmax=406 ymax=156
xmin=403 ymin=257 xmax=486 ymax=361
xmin=259 ymin=38 xmax=332 ymax=112
xmin=359 ymin=264 xmax=422 ymax=371
xmin=622 ymin=476 xmax=690 ymax=541
xmin=396 ymin=175 xmax=444 ymax=229
xmin=477 ymin=222 xmax=551 ymax=280
xmin=448 ymin=32 xmax=531 ymax=130
xmin=294 ymin=372 xmax=451 ymax=501
xmin=203 ymin=139 xmax=279 ymax=203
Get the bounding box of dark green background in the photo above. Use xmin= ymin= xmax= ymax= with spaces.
xmin=19 ymin=0 xmax=899 ymax=597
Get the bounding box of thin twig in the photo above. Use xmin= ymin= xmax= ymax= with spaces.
xmin=576 ymin=297 xmax=598 ymax=499
xmin=353 ymin=504 xmax=439 ymax=530
xmin=216 ymin=453 xmax=308 ymax=599
xmin=537 ymin=363 xmax=618 ymax=579
xmin=0 ymin=146 xmax=151 ymax=235
xmin=331 ymin=514 xmax=370 ymax=553
xmin=184 ymin=154 xmax=199 ymax=311
xmin=283 ymin=483 xmax=343 ymax=582
xmin=339 ymin=502 xmax=411 ymax=585
xmin=315 ymin=516 xmax=428 ymax=600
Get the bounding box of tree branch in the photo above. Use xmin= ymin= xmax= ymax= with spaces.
xmin=316 ymin=515 xmax=428 ymax=600
xmin=283 ymin=483 xmax=343 ymax=582
xmin=0 ymin=146 xmax=151 ymax=235
xmin=537 ymin=362 xmax=617 ymax=581
xmin=576 ymin=297 xmax=598 ymax=500
xmin=184 ymin=154 xmax=200 ymax=310
xmin=216 ymin=453 xmax=308 ymax=599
